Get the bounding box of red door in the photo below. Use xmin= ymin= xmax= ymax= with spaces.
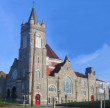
xmin=35 ymin=94 xmax=40 ymax=105
xmin=91 ymin=95 xmax=94 ymax=101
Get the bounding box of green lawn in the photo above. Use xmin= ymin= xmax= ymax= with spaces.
xmin=0 ymin=95 xmax=21 ymax=107
xmin=0 ymin=101 xmax=21 ymax=107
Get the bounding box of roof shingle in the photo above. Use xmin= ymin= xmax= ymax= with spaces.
xmin=46 ymin=44 xmax=60 ymax=59
xmin=75 ymin=72 xmax=86 ymax=78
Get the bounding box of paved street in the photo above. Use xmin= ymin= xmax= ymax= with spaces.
xmin=0 ymin=105 xmax=68 ymax=108
xmin=0 ymin=106 xmax=66 ymax=108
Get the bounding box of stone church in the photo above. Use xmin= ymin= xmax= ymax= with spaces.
xmin=0 ymin=5 xmax=109 ymax=105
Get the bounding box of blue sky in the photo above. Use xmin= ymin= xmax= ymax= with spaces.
xmin=0 ymin=0 xmax=110 ymax=83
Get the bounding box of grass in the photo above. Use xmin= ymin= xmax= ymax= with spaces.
xmin=0 ymin=101 xmax=21 ymax=107
xmin=0 ymin=95 xmax=21 ymax=107
xmin=57 ymin=100 xmax=110 ymax=107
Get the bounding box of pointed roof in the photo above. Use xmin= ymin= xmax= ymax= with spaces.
xmin=28 ymin=7 xmax=38 ymax=24
xmin=46 ymin=44 xmax=60 ymax=59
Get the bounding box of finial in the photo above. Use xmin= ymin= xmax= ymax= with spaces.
xmin=22 ymin=20 xmax=25 ymax=25
xmin=33 ymin=0 xmax=35 ymax=8
xmin=42 ymin=20 xmax=45 ymax=24
xmin=42 ymin=20 xmax=45 ymax=28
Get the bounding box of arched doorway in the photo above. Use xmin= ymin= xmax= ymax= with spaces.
xmin=91 ymin=95 xmax=94 ymax=101
xmin=7 ymin=89 xmax=10 ymax=98
xmin=11 ymin=87 xmax=16 ymax=98
xmin=35 ymin=94 xmax=40 ymax=105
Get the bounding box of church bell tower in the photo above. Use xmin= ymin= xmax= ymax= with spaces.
xmin=17 ymin=3 xmax=47 ymax=105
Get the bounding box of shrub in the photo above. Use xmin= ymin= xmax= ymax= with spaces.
xmin=57 ymin=100 xmax=110 ymax=107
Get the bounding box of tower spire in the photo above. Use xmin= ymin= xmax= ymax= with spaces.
xmin=33 ymin=0 xmax=35 ymax=8
xmin=28 ymin=0 xmax=38 ymax=24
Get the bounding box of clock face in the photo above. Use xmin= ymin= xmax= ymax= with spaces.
xmin=11 ymin=69 xmax=17 ymax=80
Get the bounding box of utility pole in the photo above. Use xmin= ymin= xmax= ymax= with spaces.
xmin=58 ymin=77 xmax=60 ymax=104
xmin=65 ymin=94 xmax=67 ymax=108
xmin=104 ymin=88 xmax=106 ymax=108
xmin=31 ymin=34 xmax=36 ymax=106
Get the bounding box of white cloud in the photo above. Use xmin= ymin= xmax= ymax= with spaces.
xmin=70 ymin=44 xmax=110 ymax=83
xmin=74 ymin=50 xmax=100 ymax=64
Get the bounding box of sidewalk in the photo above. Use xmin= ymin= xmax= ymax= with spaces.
xmin=0 ymin=105 xmax=66 ymax=108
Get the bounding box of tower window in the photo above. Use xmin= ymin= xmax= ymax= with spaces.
xmin=37 ymin=70 xmax=40 ymax=78
xmin=22 ymin=83 xmax=24 ymax=90
xmin=22 ymin=70 xmax=26 ymax=78
xmin=38 ymin=57 xmax=39 ymax=63
xmin=22 ymin=36 xmax=27 ymax=48
xmin=36 ymin=84 xmax=40 ymax=90
xmin=36 ymin=36 xmax=41 ymax=48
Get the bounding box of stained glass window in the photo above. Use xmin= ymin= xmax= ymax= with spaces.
xmin=64 ymin=77 xmax=72 ymax=94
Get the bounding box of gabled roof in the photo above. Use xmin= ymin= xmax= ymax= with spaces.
xmin=96 ymin=79 xmax=105 ymax=82
xmin=28 ymin=7 xmax=38 ymax=24
xmin=0 ymin=71 xmax=6 ymax=78
xmin=46 ymin=44 xmax=60 ymax=59
xmin=75 ymin=72 xmax=86 ymax=78
xmin=49 ymin=61 xmax=66 ymax=76
xmin=49 ymin=56 xmax=69 ymax=76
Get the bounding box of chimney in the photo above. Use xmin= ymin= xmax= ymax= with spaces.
xmin=85 ymin=67 xmax=93 ymax=77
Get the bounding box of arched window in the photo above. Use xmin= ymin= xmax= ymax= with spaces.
xmin=49 ymin=85 xmax=56 ymax=92
xmin=36 ymin=35 xmax=41 ymax=48
xmin=37 ymin=70 xmax=40 ymax=78
xmin=64 ymin=77 xmax=72 ymax=94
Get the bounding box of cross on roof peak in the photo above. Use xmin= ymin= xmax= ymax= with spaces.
xmin=33 ymin=0 xmax=35 ymax=8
